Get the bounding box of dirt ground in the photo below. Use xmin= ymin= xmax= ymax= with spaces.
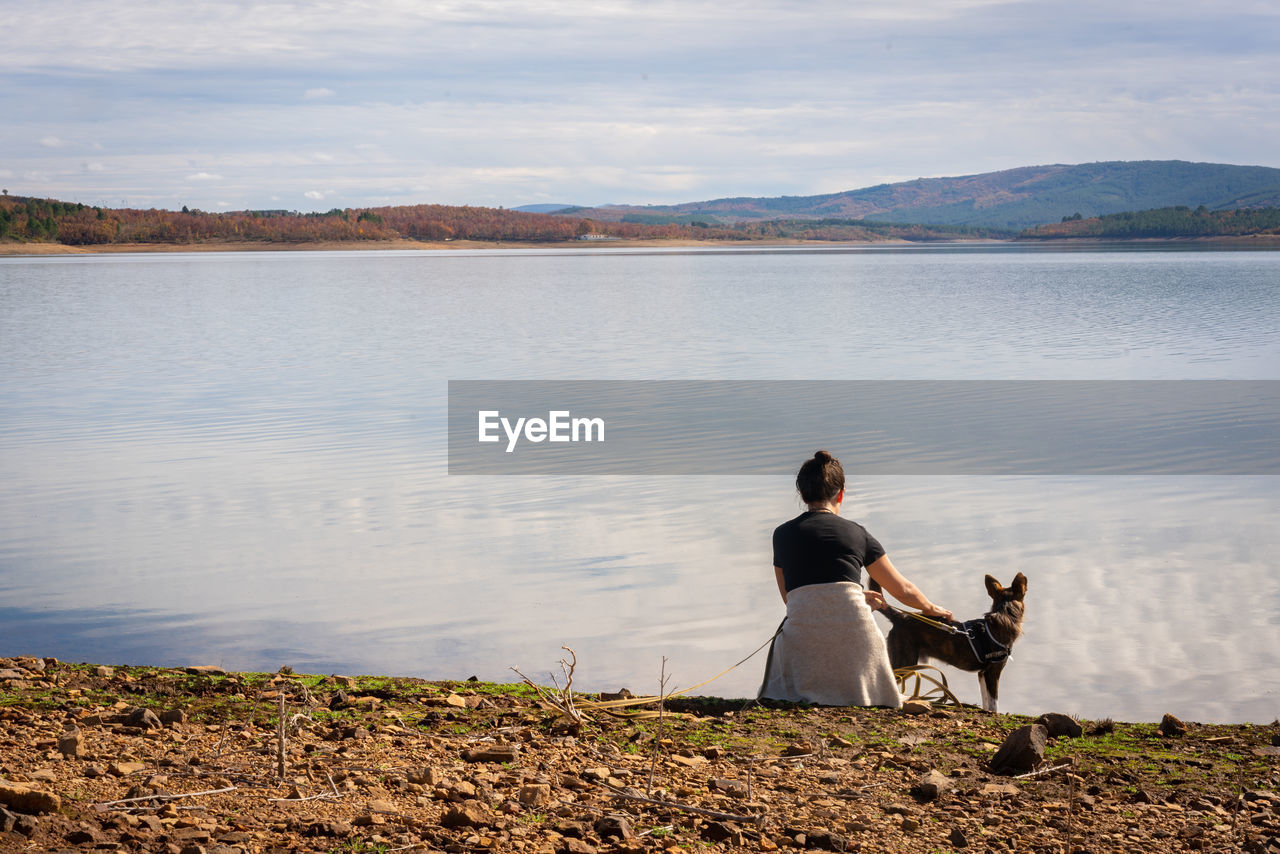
xmin=0 ymin=656 xmax=1277 ymax=853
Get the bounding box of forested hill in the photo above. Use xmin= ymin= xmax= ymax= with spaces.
xmin=563 ymin=161 xmax=1280 ymax=230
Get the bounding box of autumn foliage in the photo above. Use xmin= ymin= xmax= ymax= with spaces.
xmin=0 ymin=196 xmax=742 ymax=246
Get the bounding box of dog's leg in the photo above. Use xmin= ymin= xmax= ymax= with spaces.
xmin=978 ymin=662 xmax=1005 ymax=713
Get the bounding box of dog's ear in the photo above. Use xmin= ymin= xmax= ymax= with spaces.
xmin=1011 ymin=572 xmax=1028 ymax=599
xmin=985 ymin=574 xmax=1003 ymax=598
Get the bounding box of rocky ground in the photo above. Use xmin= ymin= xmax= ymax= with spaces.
xmin=0 ymin=655 xmax=1277 ymax=853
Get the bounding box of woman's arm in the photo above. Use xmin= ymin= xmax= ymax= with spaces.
xmin=865 ymin=555 xmax=952 ymax=620
xmin=774 ymin=566 xmax=788 ymax=604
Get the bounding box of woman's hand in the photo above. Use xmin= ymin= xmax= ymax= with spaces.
xmin=920 ymin=605 xmax=954 ymax=621
xmin=863 ymin=590 xmax=887 ymax=611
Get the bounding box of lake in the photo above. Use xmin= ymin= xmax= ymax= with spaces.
xmin=1 ymin=244 xmax=1277 ymax=723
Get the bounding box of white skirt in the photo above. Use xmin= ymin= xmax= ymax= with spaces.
xmin=759 ymin=581 xmax=902 ymax=708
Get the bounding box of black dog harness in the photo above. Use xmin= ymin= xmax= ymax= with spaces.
xmin=959 ymin=618 xmax=1011 ymax=664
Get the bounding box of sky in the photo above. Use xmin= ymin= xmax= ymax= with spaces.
xmin=3 ymin=0 xmax=1278 ymax=212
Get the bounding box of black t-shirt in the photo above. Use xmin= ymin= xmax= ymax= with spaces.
xmin=772 ymin=511 xmax=885 ymax=592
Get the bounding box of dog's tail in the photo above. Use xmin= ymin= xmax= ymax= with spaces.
xmin=867 ymin=577 xmax=911 ymax=626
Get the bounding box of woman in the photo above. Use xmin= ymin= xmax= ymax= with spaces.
xmin=759 ymin=450 xmax=953 ymax=707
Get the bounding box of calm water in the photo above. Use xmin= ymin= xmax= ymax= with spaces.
xmin=1 ymin=245 xmax=1277 ymax=722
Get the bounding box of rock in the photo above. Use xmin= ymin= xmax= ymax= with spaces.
xmin=184 ymin=665 xmax=226 ymax=676
xmin=806 ymin=830 xmax=848 ymax=850
xmin=669 ymin=753 xmax=708 ymax=767
xmin=159 ymin=708 xmax=188 ymax=725
xmin=445 ymin=693 xmax=469 ymax=708
xmin=709 ymin=777 xmax=749 ymax=798
xmin=594 ymin=813 xmax=635 ymax=840
xmin=441 ymin=799 xmax=492 ymax=828
xmin=781 ymin=742 xmax=813 ymax=756
xmin=58 ymin=729 xmax=85 ymax=758
xmin=912 ymin=769 xmax=953 ymax=801
xmin=303 ymin=820 xmax=352 ymax=837
xmin=902 ymin=699 xmax=933 ymax=716
xmin=109 ymin=761 xmax=148 ymax=776
xmin=0 ymin=781 xmax=62 ymax=814
xmin=66 ymin=825 xmax=100 ymax=844
xmin=1160 ymin=713 xmax=1188 ymax=737
xmin=989 ymin=724 xmax=1047 ymax=775
xmin=407 ymin=766 xmax=444 ymax=786
xmin=701 ymin=821 xmax=741 ymax=844
xmin=562 ymin=839 xmax=597 ymax=854
xmin=0 ymin=670 xmax=27 ymax=680
xmin=949 ymin=826 xmax=969 ymax=848
xmin=1036 ymin=712 xmax=1083 ymax=739
xmin=518 ymin=783 xmax=553 ymax=807
xmin=0 ymin=808 xmax=14 ymax=833
xmin=463 ymin=743 xmax=520 ymax=763
xmin=118 ymin=706 xmax=163 ymax=730
xmin=552 ymin=820 xmax=587 ymax=837
xmin=900 ymin=816 xmax=921 ymax=832
xmin=981 ymin=782 xmax=1021 ymax=797
xmin=828 ymin=735 xmax=854 ymax=748
xmin=94 ymin=665 xmax=115 ymax=678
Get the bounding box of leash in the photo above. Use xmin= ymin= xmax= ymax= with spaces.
xmin=882 ymin=603 xmax=961 ymax=634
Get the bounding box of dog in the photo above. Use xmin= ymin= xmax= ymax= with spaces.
xmin=874 ymin=573 xmax=1027 ymax=713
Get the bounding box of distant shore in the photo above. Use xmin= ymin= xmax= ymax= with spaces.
xmin=3 ymin=233 xmax=1278 ymax=256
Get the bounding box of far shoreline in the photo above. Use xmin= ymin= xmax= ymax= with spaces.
xmin=3 ymin=233 xmax=1278 ymax=256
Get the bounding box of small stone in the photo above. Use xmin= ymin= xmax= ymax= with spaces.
xmin=184 ymin=665 xmax=226 ymax=676
xmin=57 ymin=729 xmax=84 ymax=759
xmin=828 ymin=735 xmax=854 ymax=748
xmin=445 ymin=693 xmax=468 ymax=708
xmin=562 ymin=839 xmax=597 ymax=854
xmin=1160 ymin=713 xmax=1188 ymax=738
xmin=709 ymin=777 xmax=749 ymax=798
xmin=981 ymin=782 xmax=1020 ymax=798
xmin=0 ymin=807 xmax=14 ymax=834
xmin=407 ymin=766 xmax=444 ymax=786
xmin=804 ymin=830 xmax=847 ymax=850
xmin=902 ymin=699 xmax=933 ymax=716
xmin=781 ymin=741 xmax=813 ymax=756
xmin=989 ymin=724 xmax=1047 ymax=775
xmin=912 ymin=769 xmax=953 ymax=801
xmin=594 ymin=814 xmax=635 ymax=839
xmin=118 ymin=706 xmax=163 ymax=730
xmin=669 ymin=753 xmax=708 ymax=767
xmin=518 ymin=783 xmax=553 ymax=807
xmin=109 ymin=761 xmax=147 ymax=777
xmin=900 ymin=816 xmax=921 ymax=832
xmin=66 ymin=825 xmax=100 ymax=844
xmin=462 ymin=743 xmax=520 ymax=763
xmin=0 ymin=781 xmax=62 ymax=814
xmin=949 ymin=826 xmax=969 ymax=848
xmin=94 ymin=666 xmax=114 ymax=678
xmin=159 ymin=708 xmax=188 ymax=725
xmin=441 ymin=799 xmax=492 ymax=828
xmin=1036 ymin=713 xmax=1084 ymax=739
xmin=701 ymin=821 xmax=740 ymax=844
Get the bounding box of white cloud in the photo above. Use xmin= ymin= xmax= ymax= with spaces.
xmin=83 ymin=162 xmax=108 ymax=172
xmin=186 ymin=172 xmax=222 ymax=182
xmin=303 ymin=88 xmax=335 ymax=100
xmin=303 ymin=190 xmax=330 ymax=200
xmin=40 ymin=136 xmax=67 ymax=148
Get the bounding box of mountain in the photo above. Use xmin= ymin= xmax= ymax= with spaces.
xmin=563 ymin=161 xmax=1280 ymax=230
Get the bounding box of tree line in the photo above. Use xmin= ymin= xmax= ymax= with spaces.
xmin=0 ymin=196 xmax=743 ymax=246
xmin=1022 ymin=206 xmax=1280 ymax=239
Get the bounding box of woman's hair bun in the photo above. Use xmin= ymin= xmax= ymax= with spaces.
xmin=813 ymin=449 xmax=832 ymax=463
